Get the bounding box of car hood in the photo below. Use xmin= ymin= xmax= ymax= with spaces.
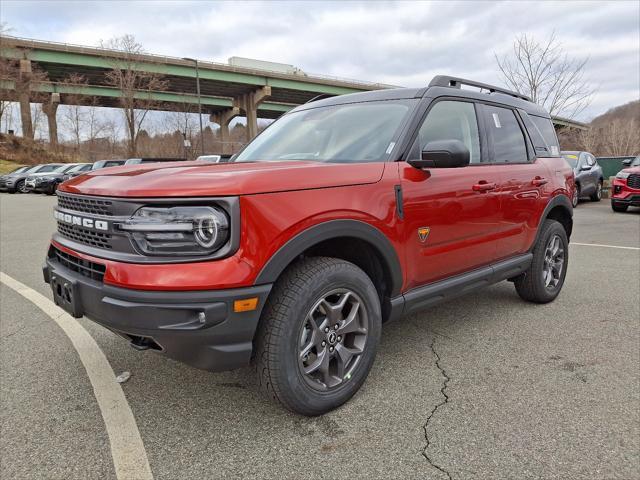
xmin=58 ymin=160 xmax=386 ymax=197
xmin=621 ymin=166 xmax=640 ymax=174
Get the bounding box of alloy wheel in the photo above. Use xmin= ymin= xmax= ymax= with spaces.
xmin=542 ymin=234 xmax=565 ymax=289
xmin=298 ymin=289 xmax=368 ymax=391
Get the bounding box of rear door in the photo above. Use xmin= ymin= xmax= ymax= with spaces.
xmin=400 ymin=99 xmax=502 ymax=289
xmin=479 ymin=104 xmax=552 ymax=258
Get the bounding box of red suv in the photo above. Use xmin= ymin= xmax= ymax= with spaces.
xmin=611 ymin=156 xmax=640 ymax=212
xmin=44 ymin=76 xmax=574 ymax=415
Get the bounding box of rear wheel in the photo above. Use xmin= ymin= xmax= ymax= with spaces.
xmin=572 ymin=183 xmax=580 ymax=208
xmin=590 ymin=181 xmax=602 ymax=201
xmin=611 ymin=201 xmax=628 ymax=212
xmin=515 ymin=220 xmax=568 ymax=304
xmin=254 ymin=257 xmax=381 ymax=416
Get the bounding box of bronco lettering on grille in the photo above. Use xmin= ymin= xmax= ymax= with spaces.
xmin=54 ymin=210 xmax=108 ymax=231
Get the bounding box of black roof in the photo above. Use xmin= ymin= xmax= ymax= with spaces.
xmin=294 ymin=75 xmax=550 ymax=118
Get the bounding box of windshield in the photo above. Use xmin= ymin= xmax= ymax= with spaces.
xmin=55 ymin=165 xmax=76 ymax=173
xmin=33 ymin=164 xmax=62 ymax=173
xmin=235 ymin=100 xmax=415 ymax=163
xmin=68 ymin=164 xmax=91 ymax=173
xmin=9 ymin=166 xmax=30 ymax=174
xmin=562 ymin=154 xmax=578 ymax=167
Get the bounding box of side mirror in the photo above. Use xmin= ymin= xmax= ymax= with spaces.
xmin=622 ymin=158 xmax=632 ymax=166
xmin=580 ymin=164 xmax=591 ymax=171
xmin=408 ymin=140 xmax=470 ymax=169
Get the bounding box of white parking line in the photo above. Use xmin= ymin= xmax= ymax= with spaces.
xmin=571 ymin=242 xmax=640 ymax=251
xmin=0 ymin=272 xmax=153 ymax=480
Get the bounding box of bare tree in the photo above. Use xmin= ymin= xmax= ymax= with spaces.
xmin=99 ymin=35 xmax=168 ymax=156
xmin=495 ymin=32 xmax=595 ymax=119
xmin=603 ymin=119 xmax=639 ymax=156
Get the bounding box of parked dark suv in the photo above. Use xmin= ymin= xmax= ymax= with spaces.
xmin=562 ymin=151 xmax=604 ymax=207
xmin=45 ymin=76 xmax=573 ymax=415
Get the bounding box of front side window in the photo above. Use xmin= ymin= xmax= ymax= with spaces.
xmin=235 ymin=100 xmax=416 ymax=163
xmin=483 ymin=105 xmax=528 ymax=163
xmin=410 ymin=100 xmax=481 ymax=163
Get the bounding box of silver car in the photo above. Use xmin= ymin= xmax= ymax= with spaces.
xmin=562 ymin=151 xmax=604 ymax=207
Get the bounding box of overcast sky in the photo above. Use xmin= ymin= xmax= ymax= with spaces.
xmin=2 ymin=0 xmax=639 ymax=121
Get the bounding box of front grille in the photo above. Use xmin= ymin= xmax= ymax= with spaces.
xmin=627 ymin=174 xmax=640 ymax=189
xmin=50 ymin=246 xmax=106 ymax=282
xmin=57 ymin=193 xmax=113 ymax=216
xmin=57 ymin=222 xmax=113 ymax=249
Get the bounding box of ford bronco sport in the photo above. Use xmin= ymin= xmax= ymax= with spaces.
xmin=44 ymin=76 xmax=574 ymax=415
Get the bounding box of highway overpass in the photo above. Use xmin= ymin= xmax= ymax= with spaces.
xmin=0 ymin=36 xmax=390 ymax=146
xmin=0 ymin=35 xmax=586 ymax=151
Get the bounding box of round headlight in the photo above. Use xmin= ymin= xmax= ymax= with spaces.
xmin=194 ymin=215 xmax=220 ymax=248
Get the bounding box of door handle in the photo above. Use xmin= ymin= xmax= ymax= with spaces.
xmin=531 ymin=177 xmax=548 ymax=186
xmin=472 ymin=181 xmax=497 ymax=192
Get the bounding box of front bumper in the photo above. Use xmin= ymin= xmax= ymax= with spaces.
xmin=611 ymin=195 xmax=640 ymax=207
xmin=0 ymin=180 xmax=17 ymax=192
xmin=611 ymin=178 xmax=640 ymax=206
xmin=43 ymin=249 xmax=272 ymax=372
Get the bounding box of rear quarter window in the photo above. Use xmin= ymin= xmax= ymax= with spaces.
xmin=530 ymin=115 xmax=560 ymax=156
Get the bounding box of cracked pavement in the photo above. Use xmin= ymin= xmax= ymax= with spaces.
xmin=1 ymin=194 xmax=639 ymax=479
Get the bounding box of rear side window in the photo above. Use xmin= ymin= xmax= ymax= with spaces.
xmin=104 ymin=161 xmax=123 ymax=167
xmin=482 ymin=105 xmax=528 ymax=163
xmin=411 ymin=100 xmax=481 ymax=163
xmin=530 ymin=115 xmax=560 ymax=156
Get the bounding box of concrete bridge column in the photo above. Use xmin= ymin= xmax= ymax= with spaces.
xmin=18 ymin=59 xmax=33 ymax=139
xmin=42 ymin=93 xmax=60 ymax=146
xmin=234 ymin=86 xmax=271 ymax=142
xmin=210 ymin=107 xmax=240 ymax=155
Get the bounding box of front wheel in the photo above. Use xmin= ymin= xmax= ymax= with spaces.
xmin=16 ymin=180 xmax=28 ymax=194
xmin=590 ymin=181 xmax=602 ymax=201
xmin=572 ymin=183 xmax=580 ymax=208
xmin=514 ymin=220 xmax=568 ymax=304
xmin=254 ymin=257 xmax=381 ymax=416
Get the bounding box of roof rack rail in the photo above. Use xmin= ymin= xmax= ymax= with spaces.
xmin=428 ymin=75 xmax=531 ymax=102
xmin=306 ymin=93 xmax=336 ymax=104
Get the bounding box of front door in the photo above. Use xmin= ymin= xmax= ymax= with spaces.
xmin=401 ymin=99 xmax=502 ymax=290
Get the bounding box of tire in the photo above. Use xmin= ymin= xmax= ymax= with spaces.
xmin=590 ymin=181 xmax=602 ymax=201
xmin=514 ymin=219 xmax=568 ymax=304
xmin=572 ymin=183 xmax=580 ymax=208
xmin=611 ymin=201 xmax=628 ymax=213
xmin=254 ymin=256 xmax=381 ymax=416
xmin=46 ymin=185 xmax=56 ymax=195
xmin=15 ymin=180 xmax=27 ymax=194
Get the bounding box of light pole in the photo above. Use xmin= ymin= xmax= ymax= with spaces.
xmin=182 ymin=57 xmax=205 ymax=155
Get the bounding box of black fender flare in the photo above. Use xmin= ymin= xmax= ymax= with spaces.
xmin=254 ymin=219 xmax=403 ymax=297
xmin=532 ymin=194 xmax=573 ymax=248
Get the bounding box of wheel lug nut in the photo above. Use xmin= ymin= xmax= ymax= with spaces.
xmin=329 ymin=346 xmax=334 ymax=352
xmin=324 ymin=327 xmax=329 ymax=333
xmin=322 ymin=341 xmax=326 ymax=347
xmin=334 ymin=324 xmax=339 ymax=330
xmin=337 ymin=336 xmax=342 ymax=342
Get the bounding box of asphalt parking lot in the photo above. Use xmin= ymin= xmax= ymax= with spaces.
xmin=1 ymin=193 xmax=638 ymax=480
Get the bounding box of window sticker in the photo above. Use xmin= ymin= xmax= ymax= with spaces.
xmin=385 ymin=142 xmax=395 ymax=154
xmin=492 ymin=113 xmax=502 ymax=128
xmin=550 ymin=145 xmax=559 ymax=156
